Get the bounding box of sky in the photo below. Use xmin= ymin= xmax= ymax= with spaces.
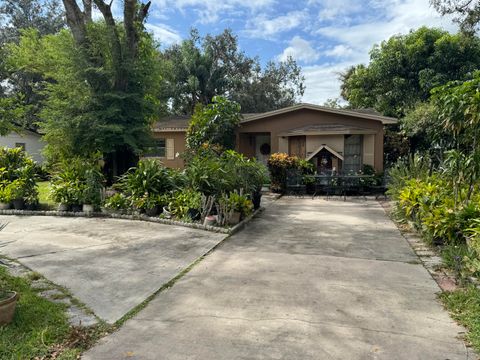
xmin=109 ymin=0 xmax=457 ymax=105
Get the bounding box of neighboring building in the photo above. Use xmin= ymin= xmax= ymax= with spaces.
xmin=150 ymin=103 xmax=397 ymax=173
xmin=0 ymin=129 xmax=45 ymax=164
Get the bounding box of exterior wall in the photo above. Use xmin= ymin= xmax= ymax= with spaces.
xmin=0 ymin=131 xmax=45 ymax=164
xmin=238 ymin=108 xmax=385 ymax=172
xmin=306 ymin=135 xmax=344 ymax=158
xmin=363 ymin=134 xmax=375 ymax=168
xmin=149 ymin=131 xmax=186 ymax=169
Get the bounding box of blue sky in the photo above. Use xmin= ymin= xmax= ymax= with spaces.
xmin=104 ymin=0 xmax=457 ymax=104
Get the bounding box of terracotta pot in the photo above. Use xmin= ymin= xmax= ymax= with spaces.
xmin=0 ymin=202 xmax=10 ymax=210
xmin=0 ymin=291 xmax=18 ymax=326
xmin=203 ymin=215 xmax=216 ymax=226
xmin=228 ymin=211 xmax=241 ymax=225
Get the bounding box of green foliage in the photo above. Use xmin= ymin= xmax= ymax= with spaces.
xmin=118 ymin=159 xmax=178 ymax=199
xmin=0 ymin=147 xmax=38 ymax=204
xmin=161 ymin=29 xmax=304 ymax=114
xmin=50 ymin=156 xmax=104 ymax=206
xmin=7 ymin=23 xmax=163 ymax=163
xmin=186 ymin=96 xmax=241 ymax=152
xmin=185 ymin=149 xmax=268 ymax=197
xmin=222 ymin=190 xmax=253 ymax=218
xmin=168 ymin=189 xmax=202 ymax=220
xmin=440 ymin=286 xmax=480 ymax=351
xmin=267 ymin=153 xmax=312 ymax=192
xmin=341 ymin=27 xmax=480 ymax=118
xmin=0 ymin=266 xmax=78 ymax=360
xmin=103 ymin=193 xmax=129 ymax=211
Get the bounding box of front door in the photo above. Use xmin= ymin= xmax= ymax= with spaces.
xmin=255 ymin=134 xmax=271 ymax=165
xmin=289 ymin=136 xmax=306 ymax=158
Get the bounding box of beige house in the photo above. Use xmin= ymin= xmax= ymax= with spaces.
xmin=150 ymin=103 xmax=397 ymax=173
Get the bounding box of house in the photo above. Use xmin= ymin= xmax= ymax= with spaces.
xmin=150 ymin=103 xmax=397 ymax=173
xmin=0 ymin=129 xmax=45 ymax=164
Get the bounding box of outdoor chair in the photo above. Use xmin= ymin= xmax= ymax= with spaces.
xmin=285 ymin=169 xmax=306 ymax=196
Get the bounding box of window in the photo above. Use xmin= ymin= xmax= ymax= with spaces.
xmin=343 ymin=135 xmax=363 ymax=173
xmin=15 ymin=143 xmax=26 ymax=151
xmin=144 ymin=138 xmax=166 ymax=157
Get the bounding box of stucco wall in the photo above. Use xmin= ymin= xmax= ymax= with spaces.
xmin=0 ymin=131 xmax=45 ymax=164
xmin=238 ymin=108 xmax=385 ymax=172
xmin=149 ymin=131 xmax=186 ymax=169
xmin=306 ymin=135 xmax=344 ymax=157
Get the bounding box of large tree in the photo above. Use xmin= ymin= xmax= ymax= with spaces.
xmin=340 ymin=27 xmax=480 ymax=117
xmin=161 ymin=29 xmax=305 ymax=114
xmin=0 ymin=0 xmax=65 ymax=130
xmin=431 ymin=0 xmax=480 ymax=34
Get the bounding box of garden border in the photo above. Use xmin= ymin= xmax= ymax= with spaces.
xmin=0 ymin=206 xmax=265 ymax=235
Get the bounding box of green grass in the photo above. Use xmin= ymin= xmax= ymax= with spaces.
xmin=0 ymin=266 xmax=79 ymax=359
xmin=37 ymin=181 xmax=55 ymax=207
xmin=440 ymin=286 xmax=480 ymax=351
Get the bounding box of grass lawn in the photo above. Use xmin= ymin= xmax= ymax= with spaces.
xmin=37 ymin=181 xmax=55 ymax=208
xmin=0 ymin=266 xmax=79 ymax=359
xmin=440 ymin=286 xmax=480 ymax=351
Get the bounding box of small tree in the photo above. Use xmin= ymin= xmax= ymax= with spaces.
xmin=185 ymin=96 xmax=241 ymax=153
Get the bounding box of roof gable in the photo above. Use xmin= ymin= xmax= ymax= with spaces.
xmin=241 ymin=103 xmax=397 ymax=125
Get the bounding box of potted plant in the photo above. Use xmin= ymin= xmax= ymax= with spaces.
xmin=0 ymin=185 xmax=12 ymax=210
xmin=51 ymin=182 xmax=71 ymax=211
xmin=103 ymin=193 xmax=129 ymax=214
xmin=8 ymin=179 xmax=26 ymax=210
xmin=224 ymin=191 xmax=253 ymax=225
xmin=82 ymin=166 xmax=104 ymax=213
xmin=134 ymin=193 xmax=163 ymax=217
xmin=0 ymin=280 xmax=18 ymax=326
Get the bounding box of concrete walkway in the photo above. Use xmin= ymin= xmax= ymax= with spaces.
xmin=85 ymin=198 xmax=470 ymax=359
xmin=0 ymin=216 xmax=226 ymax=323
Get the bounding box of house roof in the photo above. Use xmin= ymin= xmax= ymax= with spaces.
xmin=306 ymin=145 xmax=344 ymax=161
xmin=241 ymin=103 xmax=398 ymax=125
xmin=277 ymin=124 xmax=378 ymax=136
xmin=152 ymin=103 xmax=397 ymax=132
xmin=152 ymin=115 xmax=190 ymax=132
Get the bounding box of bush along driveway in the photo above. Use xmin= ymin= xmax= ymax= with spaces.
xmin=84 ymin=197 xmax=471 ymax=360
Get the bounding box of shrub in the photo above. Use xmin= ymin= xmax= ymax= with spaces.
xmin=168 ymin=189 xmax=202 ymax=220
xmin=119 ymin=159 xmax=176 ymax=198
xmin=0 ymin=147 xmax=38 ymax=205
xmin=103 ymin=193 xmax=129 ymax=211
xmin=267 ymin=153 xmax=309 ymax=192
xmin=50 ymin=156 xmax=104 ymax=207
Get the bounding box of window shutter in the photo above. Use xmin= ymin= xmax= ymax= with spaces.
xmin=166 ymin=138 xmax=175 ymax=160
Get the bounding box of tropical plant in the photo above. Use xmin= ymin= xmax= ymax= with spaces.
xmin=168 ymin=189 xmax=202 ymax=220
xmin=118 ymin=159 xmax=175 ymax=198
xmin=103 ymin=193 xmax=129 ymax=211
xmin=223 ymin=191 xmax=253 ymax=218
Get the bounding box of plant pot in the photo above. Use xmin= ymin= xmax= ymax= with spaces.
xmin=203 ymin=215 xmax=216 ymax=226
xmin=12 ymin=199 xmax=24 ymax=210
xmin=163 ymin=206 xmax=172 ymax=219
xmin=0 ymin=202 xmax=10 ymax=210
xmin=145 ymin=206 xmax=159 ymax=217
xmin=82 ymin=204 xmax=95 ymax=214
xmin=187 ymin=208 xmax=200 ymax=221
xmin=252 ymin=191 xmax=262 ymax=210
xmin=228 ymin=211 xmax=241 ymax=225
xmin=58 ymin=203 xmax=69 ymax=212
xmin=71 ymin=204 xmax=82 ymax=213
xmin=0 ymin=291 xmax=18 ymax=326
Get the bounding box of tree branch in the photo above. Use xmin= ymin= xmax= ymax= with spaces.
xmin=62 ymin=0 xmax=87 ymax=45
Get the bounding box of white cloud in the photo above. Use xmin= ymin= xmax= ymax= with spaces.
xmin=278 ymin=36 xmax=319 ymax=63
xmin=325 ymin=44 xmax=354 ymax=58
xmin=150 ymin=0 xmax=275 ymax=24
xmin=245 ymin=11 xmax=306 ymax=39
xmin=302 ymin=0 xmax=458 ymax=104
xmin=145 ymin=23 xmax=182 ymax=46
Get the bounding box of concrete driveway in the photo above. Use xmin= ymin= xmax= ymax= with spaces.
xmin=84 ymin=197 xmax=470 ymax=359
xmin=0 ymin=216 xmax=226 ymax=323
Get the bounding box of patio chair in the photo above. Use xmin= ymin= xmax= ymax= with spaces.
xmin=285 ymin=169 xmax=306 ymax=196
